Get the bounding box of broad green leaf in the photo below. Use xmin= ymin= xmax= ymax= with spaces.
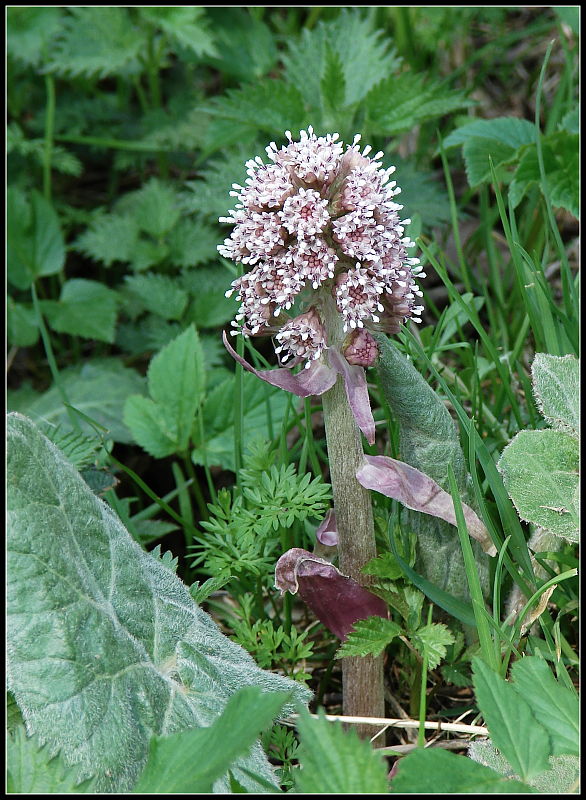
xmin=376 ymin=334 xmax=491 ymax=602
xmin=443 ymin=117 xmax=535 ymax=152
xmin=321 ymin=43 xmax=347 ymax=117
xmin=472 ymin=658 xmax=552 ymax=781
xmin=181 ymin=265 xmax=236 ymax=328
xmin=7 ymin=298 xmax=39 ymax=347
xmin=462 ymin=136 xmax=519 ymax=186
xmin=366 ymin=72 xmax=472 ymax=136
xmin=7 ymin=413 xmax=310 ymax=792
xmin=41 ymin=279 xmax=119 ymax=343
xmin=119 ymin=178 xmax=181 ymax=239
xmin=167 ymin=218 xmax=219 ymax=268
xmin=295 ymin=708 xmax=390 ymax=794
xmin=7 ymin=728 xmax=97 ymax=794
xmin=391 ymin=748 xmax=535 ymax=793
xmin=389 ymin=154 xmax=452 ymax=229
xmin=124 ymin=326 xmax=206 ymax=457
xmin=497 ymin=429 xmax=579 ymax=542
xmin=125 ymin=274 xmax=188 ymax=321
xmin=139 ymin=7 xmax=216 ymax=58
xmin=7 ymin=188 xmax=65 ymax=290
xmin=184 ymin=146 xmax=250 ymax=221
xmin=509 ymin=133 xmax=579 ymax=217
xmin=469 ymin=741 xmax=579 ymax=794
xmin=73 ymin=213 xmax=139 ymax=267
xmin=531 ymin=353 xmax=579 ymax=435
xmin=7 ymin=6 xmax=63 ymax=66
xmin=412 ymin=622 xmax=455 ymax=671
xmin=336 ymin=616 xmax=402 ymax=659
xmin=192 ymin=372 xmax=290 ymax=472
xmin=510 ymin=657 xmax=579 ymax=756
xmin=46 ymin=7 xmax=146 ymax=78
xmin=203 ymin=8 xmax=277 ymax=81
xmin=133 ymin=688 xmax=288 ymax=793
xmin=18 ymin=359 xmax=146 ymax=444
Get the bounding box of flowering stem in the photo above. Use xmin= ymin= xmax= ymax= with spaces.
xmin=320 ymin=299 xmax=385 ymax=739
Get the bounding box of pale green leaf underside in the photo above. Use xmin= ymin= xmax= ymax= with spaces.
xmin=531 ymin=353 xmax=579 ymax=435
xmin=469 ymin=741 xmax=579 ymax=794
xmin=7 ymin=413 xmax=310 ymax=792
xmin=498 ymin=429 xmax=579 ymax=542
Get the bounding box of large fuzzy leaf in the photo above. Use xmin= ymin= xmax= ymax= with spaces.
xmin=7 ymin=413 xmax=310 ymax=792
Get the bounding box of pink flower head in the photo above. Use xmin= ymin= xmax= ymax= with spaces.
xmin=220 ymin=128 xmax=425 ymax=442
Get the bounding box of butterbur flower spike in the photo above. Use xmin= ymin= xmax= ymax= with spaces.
xmin=220 ymin=128 xmax=424 ymax=444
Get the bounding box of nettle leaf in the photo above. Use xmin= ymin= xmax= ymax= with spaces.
xmin=469 ymin=741 xmax=579 ymax=795
xmin=391 ymin=748 xmax=534 ymax=793
xmin=321 ymin=43 xmax=347 ymax=116
xmin=7 ymin=188 xmax=65 ymax=290
xmin=283 ymin=9 xmax=400 ymax=112
xmin=443 ymin=116 xmax=535 ymax=186
xmin=366 ymin=72 xmax=472 ymax=137
xmin=7 ymin=413 xmax=310 ymax=792
xmin=389 ymin=154 xmax=452 ymax=229
xmin=531 ymin=353 xmax=579 ymax=435
xmin=124 ymin=274 xmax=188 ymax=321
xmin=46 ymin=7 xmax=146 ymax=78
xmin=119 ymin=178 xmax=181 ymax=239
xmin=472 ymin=658 xmax=552 ymax=781
xmin=167 ymin=218 xmax=219 ymax=268
xmin=336 ymin=616 xmax=402 ymax=659
xmin=510 ymin=657 xmax=578 ymax=757
xmin=182 ymin=265 xmax=236 ymax=329
xmin=192 ymin=372 xmax=290 ymax=472
xmin=497 ymin=429 xmax=579 ymax=543
xmin=124 ymin=326 xmax=206 ymax=458
xmin=133 ymin=687 xmax=289 ymax=793
xmin=7 ymin=728 xmax=97 ymax=794
xmin=412 ymin=622 xmax=455 ymax=670
xmin=19 ymin=358 xmax=146 ymax=444
xmin=509 ymin=132 xmax=579 ymax=217
xmin=7 ymin=298 xmax=39 ymax=347
xmin=294 ymin=708 xmax=390 ymax=794
xmin=8 ymin=122 xmax=83 ymax=177
xmin=7 ymin=6 xmax=63 ymax=67
xmin=73 ymin=213 xmax=140 ymax=267
xmin=41 ymin=279 xmax=119 ymax=343
xmin=139 ymin=7 xmax=216 ymax=58
xmin=183 ymin=146 xmax=250 ymax=221
xmin=200 ymin=80 xmax=308 ymax=150
xmin=204 ymin=8 xmax=277 ymax=82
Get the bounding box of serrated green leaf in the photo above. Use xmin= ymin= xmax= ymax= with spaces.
xmin=531 ymin=353 xmax=579 ymax=434
xmin=7 ymin=6 xmax=63 ymax=66
xmin=190 ymin=572 xmax=232 ymax=604
xmin=133 ymin=687 xmax=287 ymax=793
xmin=184 ymin=147 xmax=250 ymax=221
xmin=182 ymin=265 xmax=236 ymax=328
xmin=412 ymin=622 xmax=455 ymax=670
xmin=203 ymin=8 xmax=276 ymax=81
xmin=139 ymin=7 xmax=216 ymax=58
xmin=40 ymin=425 xmax=102 ymax=470
xmin=46 ymin=7 xmax=146 ymax=78
xmin=391 ymin=748 xmax=535 ymax=793
xmin=8 ymin=188 xmax=65 ymax=290
xmin=472 ymin=658 xmax=552 ymax=781
xmin=7 ymin=413 xmax=310 ymax=792
xmin=121 ymin=178 xmax=181 ymax=238
xmin=167 ymin=218 xmax=219 ymax=268
xmin=366 ymin=72 xmax=472 ymax=136
xmin=362 ymin=551 xmax=405 ymax=581
xmin=462 ymin=136 xmax=519 ymax=186
xmin=470 ymin=741 xmax=579 ymax=794
xmin=73 ymin=213 xmax=139 ymax=267
xmin=510 ymin=657 xmax=579 ymax=757
xmin=497 ymin=429 xmax=579 ymax=542
xmin=509 ymin=133 xmax=578 ymax=217
xmin=191 ymin=372 xmax=290 ymax=472
xmin=41 ymin=279 xmax=119 ymax=343
xmin=295 ymin=708 xmax=389 ymax=794
xmin=124 ymin=326 xmax=206 ymax=457
xmin=19 ymin=359 xmax=146 ymax=444
xmin=7 ymin=298 xmax=39 ymax=347
xmin=7 ymin=727 xmax=97 ymax=794
xmin=336 ymin=616 xmax=402 ymax=659
xmin=125 ymin=274 xmax=188 ymax=321
xmin=443 ymin=116 xmax=535 ymax=152
xmin=389 ymin=154 xmax=452 ymax=229
xmin=320 ymin=43 xmax=347 ymax=114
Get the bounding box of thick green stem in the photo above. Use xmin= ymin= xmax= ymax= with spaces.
xmin=320 ymin=296 xmax=385 ymax=740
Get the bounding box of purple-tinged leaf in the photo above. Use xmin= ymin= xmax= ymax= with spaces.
xmin=327 ymin=347 xmax=376 ymax=445
xmin=316 ymin=509 xmax=338 ymax=547
xmin=275 ymin=548 xmax=388 ymax=640
xmin=356 ymin=455 xmax=497 ymax=556
xmin=223 ymin=331 xmax=337 ymax=397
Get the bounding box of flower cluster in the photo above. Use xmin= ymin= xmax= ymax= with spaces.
xmin=220 ymin=127 xmax=425 ymax=367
